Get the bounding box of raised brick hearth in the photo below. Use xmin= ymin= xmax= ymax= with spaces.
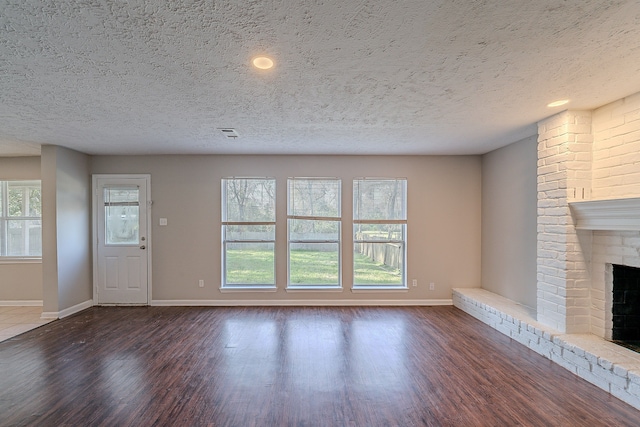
xmin=453 ymin=288 xmax=640 ymax=409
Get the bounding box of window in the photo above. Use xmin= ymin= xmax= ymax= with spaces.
xmin=104 ymin=186 xmax=140 ymax=245
xmin=288 ymin=178 xmax=341 ymax=288
xmin=222 ymin=178 xmax=276 ymax=288
xmin=353 ymin=178 xmax=406 ymax=287
xmin=0 ymin=180 xmax=42 ymax=258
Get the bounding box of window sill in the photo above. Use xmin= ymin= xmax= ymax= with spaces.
xmin=351 ymin=286 xmax=409 ymax=293
xmin=219 ymin=286 xmax=277 ymax=293
xmin=286 ymin=286 xmax=343 ymax=292
xmin=0 ymin=257 xmax=42 ymax=264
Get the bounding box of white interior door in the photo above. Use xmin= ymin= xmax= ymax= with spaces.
xmin=94 ymin=175 xmax=150 ymax=304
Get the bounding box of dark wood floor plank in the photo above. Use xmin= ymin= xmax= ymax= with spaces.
xmin=0 ymin=306 xmax=639 ymax=426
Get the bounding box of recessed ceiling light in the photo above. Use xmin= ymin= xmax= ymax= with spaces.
xmin=547 ymin=99 xmax=570 ymax=108
xmin=252 ymin=56 xmax=274 ymax=70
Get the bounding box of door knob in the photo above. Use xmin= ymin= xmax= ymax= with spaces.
xmin=140 ymin=245 xmax=146 ymax=250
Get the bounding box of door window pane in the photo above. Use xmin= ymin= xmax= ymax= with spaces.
xmin=104 ymin=187 xmax=140 ymax=245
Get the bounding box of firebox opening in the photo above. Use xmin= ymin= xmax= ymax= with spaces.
xmin=612 ymin=264 xmax=640 ymax=353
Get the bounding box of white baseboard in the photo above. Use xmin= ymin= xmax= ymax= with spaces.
xmin=59 ymin=299 xmax=93 ymax=318
xmin=151 ymin=299 xmax=453 ymax=307
xmin=0 ymin=300 xmax=43 ymax=306
xmin=41 ymin=299 xmax=93 ymax=320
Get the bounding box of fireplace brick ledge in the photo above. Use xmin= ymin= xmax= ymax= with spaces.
xmin=453 ymin=288 xmax=640 ymax=410
xmin=569 ymin=197 xmax=640 ymax=230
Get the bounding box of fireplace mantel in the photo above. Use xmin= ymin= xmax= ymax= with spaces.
xmin=569 ymin=197 xmax=640 ymax=230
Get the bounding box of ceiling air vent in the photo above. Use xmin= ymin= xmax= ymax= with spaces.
xmin=218 ymin=128 xmax=239 ymax=139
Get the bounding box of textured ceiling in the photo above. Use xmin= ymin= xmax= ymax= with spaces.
xmin=1 ymin=0 xmax=640 ymax=157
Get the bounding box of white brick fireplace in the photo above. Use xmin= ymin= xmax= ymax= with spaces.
xmin=537 ymin=95 xmax=640 ymax=338
xmin=455 ymin=92 xmax=640 ymax=410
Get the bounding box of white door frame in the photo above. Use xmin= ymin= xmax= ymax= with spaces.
xmin=92 ymin=174 xmax=152 ymax=305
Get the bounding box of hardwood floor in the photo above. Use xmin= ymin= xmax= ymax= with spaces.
xmin=0 ymin=306 xmax=638 ymax=426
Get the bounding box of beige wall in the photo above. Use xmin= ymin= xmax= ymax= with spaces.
xmin=0 ymin=156 xmax=42 ymax=302
xmin=42 ymin=146 xmax=92 ymax=313
xmin=481 ymin=135 xmax=537 ymax=308
xmin=91 ymin=155 xmax=482 ymax=302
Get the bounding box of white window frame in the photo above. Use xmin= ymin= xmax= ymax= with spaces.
xmin=0 ymin=180 xmax=42 ymax=261
xmin=221 ymin=177 xmax=276 ymax=290
xmin=287 ymin=177 xmax=342 ymax=290
xmin=353 ymin=178 xmax=407 ymax=289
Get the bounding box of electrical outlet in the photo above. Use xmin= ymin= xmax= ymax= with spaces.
xmin=412 ymin=279 xmax=417 ymax=287
xmin=198 ymin=279 xmax=204 ymax=288
xmin=429 ymin=282 xmax=435 ymax=291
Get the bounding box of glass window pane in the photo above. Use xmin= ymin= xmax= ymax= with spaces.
xmin=224 ymin=224 xmax=275 ymax=241
xmin=354 ymin=179 xmax=407 ymax=220
xmin=28 ymin=186 xmax=41 ymax=216
xmin=104 ymin=187 xmax=140 ymax=245
xmin=289 ymin=243 xmax=339 ymax=285
xmin=354 ymin=223 xmax=404 ymax=241
xmin=289 ymin=219 xmax=339 ymax=241
xmin=354 ymin=243 xmax=403 ymax=285
xmin=8 ymin=184 xmax=25 ymax=217
xmin=7 ymin=219 xmax=42 ymax=256
xmin=288 ymin=179 xmax=341 ymax=218
xmin=223 ymin=178 xmax=276 ymax=222
xmin=105 ymin=205 xmax=139 ymax=245
xmin=225 ymin=242 xmax=275 ymax=285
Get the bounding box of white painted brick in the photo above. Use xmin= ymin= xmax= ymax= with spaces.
xmin=593 ymin=115 xmax=626 ymax=133
xmin=520 ymin=329 xmax=539 ymax=345
xmin=552 ymin=353 xmax=578 ymax=374
xmin=541 ymin=258 xmax=568 ymax=270
xmin=592 ymin=364 xmax=628 ymax=389
xmin=542 ymin=292 xmax=567 ymax=307
xmin=614 ymin=363 xmax=638 ymax=379
xmin=511 ymin=331 xmax=530 ymax=347
xmin=537 ymin=216 xmax=560 ymax=226
xmin=627 ymin=380 xmax=640 ymax=397
xmin=563 ymin=350 xmax=591 ymax=369
xmin=576 ymin=366 xmax=611 ymax=392
xmin=610 ymin=384 xmax=640 ymax=410
xmin=610 ymin=140 xmax=640 ymax=157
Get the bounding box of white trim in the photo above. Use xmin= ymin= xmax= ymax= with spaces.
xmin=152 ymin=299 xmax=452 ymax=306
xmin=570 ymin=197 xmax=640 ymax=230
xmin=40 ymin=299 xmax=93 ymax=320
xmin=0 ymin=258 xmax=42 ymax=264
xmin=219 ymin=286 xmax=277 ymax=293
xmin=59 ymin=299 xmax=93 ymax=318
xmin=0 ymin=300 xmax=43 ymax=306
xmin=286 ymin=286 xmax=343 ymax=292
xmin=351 ymin=287 xmax=409 ymax=292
